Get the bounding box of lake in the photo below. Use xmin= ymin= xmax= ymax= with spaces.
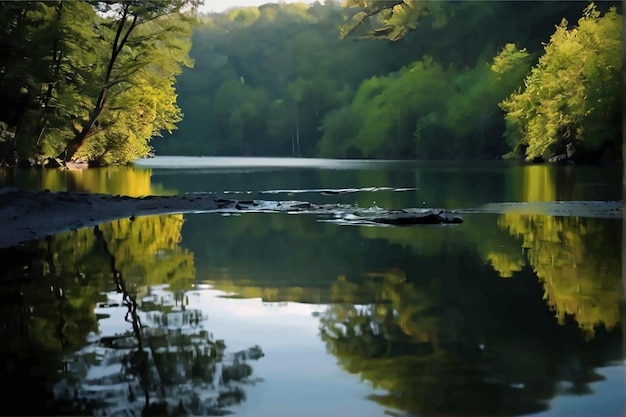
xmin=0 ymin=156 xmax=623 ymax=417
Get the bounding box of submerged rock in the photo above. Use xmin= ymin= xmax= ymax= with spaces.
xmin=369 ymin=210 xmax=463 ymax=225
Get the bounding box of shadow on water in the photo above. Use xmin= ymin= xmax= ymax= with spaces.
xmin=0 ymin=215 xmax=263 ymax=416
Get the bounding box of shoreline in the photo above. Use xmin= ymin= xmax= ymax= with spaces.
xmin=1 ymin=187 xmax=621 ymax=250
xmin=0 ymin=188 xmax=465 ymax=249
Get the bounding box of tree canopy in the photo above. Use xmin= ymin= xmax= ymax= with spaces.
xmin=0 ymin=1 xmax=199 ymax=166
xmin=499 ymin=4 xmax=622 ymax=161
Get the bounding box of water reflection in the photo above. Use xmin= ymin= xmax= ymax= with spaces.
xmin=197 ymin=211 xmax=622 ymax=416
xmin=487 ymin=163 xmax=623 ymax=338
xmin=491 ymin=214 xmax=621 ymax=338
xmin=0 ymin=215 xmax=263 ymax=416
xmin=0 ymin=165 xmax=174 ymax=196
xmin=319 ymin=264 xmax=621 ymax=416
xmin=0 ymin=210 xmax=621 ymax=416
xmin=0 ymin=160 xmax=622 ymax=416
xmin=53 ymin=286 xmax=263 ymax=417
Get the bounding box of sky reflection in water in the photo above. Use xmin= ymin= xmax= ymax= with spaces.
xmin=187 ymin=287 xmax=389 ymax=417
xmin=187 ymin=286 xmax=625 ymax=417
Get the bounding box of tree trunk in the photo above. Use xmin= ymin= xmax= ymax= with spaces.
xmin=62 ymin=107 xmax=103 ymax=162
xmin=62 ymin=4 xmax=134 ymax=162
xmin=295 ymin=102 xmax=301 ymax=157
xmin=62 ymin=90 xmax=107 ymax=162
xmin=35 ymin=2 xmax=63 ymax=157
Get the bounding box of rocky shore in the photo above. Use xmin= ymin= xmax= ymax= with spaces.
xmin=0 ymin=188 xmax=464 ymax=249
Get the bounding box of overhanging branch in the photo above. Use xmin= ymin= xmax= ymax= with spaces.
xmin=341 ymin=0 xmax=405 ymax=39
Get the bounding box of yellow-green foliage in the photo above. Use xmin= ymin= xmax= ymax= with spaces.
xmin=40 ymin=214 xmax=195 ymax=292
xmin=339 ymin=0 xmax=448 ymax=40
xmin=7 ymin=1 xmax=195 ymax=165
xmin=99 ymin=215 xmax=196 ymax=291
xmin=500 ymin=4 xmax=622 ymax=160
xmin=72 ymin=13 xmax=193 ymax=164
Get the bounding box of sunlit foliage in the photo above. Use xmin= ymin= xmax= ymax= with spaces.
xmin=339 ymin=0 xmax=449 ymax=41
xmin=500 ymin=4 xmax=622 ymax=160
xmin=155 ymin=1 xmax=598 ymax=160
xmin=160 ymin=1 xmax=417 ymax=157
xmin=320 ymin=56 xmax=527 ymax=159
xmin=0 ymin=1 xmax=198 ymax=165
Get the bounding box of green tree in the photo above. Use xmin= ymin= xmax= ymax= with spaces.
xmin=443 ymin=47 xmax=532 ymax=159
xmin=320 ymin=59 xmax=453 ymax=159
xmin=0 ymin=2 xmax=74 ymax=162
xmin=156 ymin=1 xmax=422 ymax=157
xmin=153 ymin=0 xmax=598 ymax=160
xmin=60 ymin=1 xmax=199 ymax=164
xmin=213 ymin=79 xmax=269 ymax=155
xmin=0 ymin=1 xmax=199 ymax=165
xmin=500 ymin=4 xmax=622 ymax=161
xmin=29 ymin=2 xmax=104 ymax=161
xmin=339 ymin=0 xmax=449 ymax=41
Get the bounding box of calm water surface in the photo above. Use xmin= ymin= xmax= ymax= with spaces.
xmin=0 ymin=157 xmax=623 ymax=417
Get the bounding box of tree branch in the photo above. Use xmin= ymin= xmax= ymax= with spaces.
xmin=126 ymin=25 xmax=178 ymax=45
xmin=341 ymin=0 xmax=405 ymax=39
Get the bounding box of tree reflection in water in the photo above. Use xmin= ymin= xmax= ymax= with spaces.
xmin=489 ymin=214 xmax=621 ymax=339
xmin=488 ymin=164 xmax=622 ymax=337
xmin=320 ymin=258 xmax=622 ymax=416
xmin=0 ymin=216 xmax=263 ymax=416
xmin=53 ymin=287 xmax=263 ymax=417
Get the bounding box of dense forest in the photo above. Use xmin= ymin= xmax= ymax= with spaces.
xmin=156 ymin=0 xmax=622 ymax=163
xmin=0 ymin=1 xmax=621 ymax=166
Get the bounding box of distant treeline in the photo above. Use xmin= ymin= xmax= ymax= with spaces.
xmin=156 ymin=0 xmax=622 ymax=163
